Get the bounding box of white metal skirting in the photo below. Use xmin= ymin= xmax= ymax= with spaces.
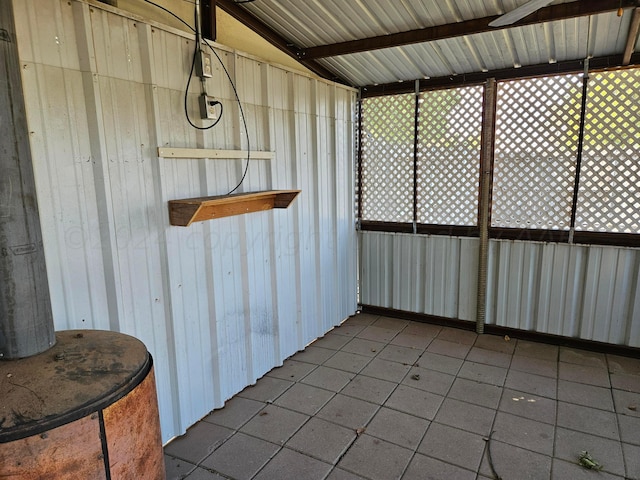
xmin=14 ymin=0 xmax=358 ymax=442
xmin=359 ymin=231 xmax=640 ymax=348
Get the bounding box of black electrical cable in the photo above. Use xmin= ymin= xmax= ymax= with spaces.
xmin=142 ymin=0 xmax=252 ymax=195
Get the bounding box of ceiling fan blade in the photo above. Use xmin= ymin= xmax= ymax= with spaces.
xmin=489 ymin=0 xmax=555 ymax=27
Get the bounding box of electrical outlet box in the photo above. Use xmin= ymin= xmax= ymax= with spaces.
xmin=199 ymin=94 xmax=218 ymax=120
xmin=196 ymin=51 xmax=213 ymax=78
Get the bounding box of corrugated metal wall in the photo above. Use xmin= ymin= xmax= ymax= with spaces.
xmin=360 ymin=232 xmax=640 ymax=348
xmin=13 ymin=0 xmax=357 ymax=442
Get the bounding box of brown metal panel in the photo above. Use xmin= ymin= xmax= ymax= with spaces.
xmin=103 ymin=368 xmax=165 ymax=480
xmin=0 ymin=415 xmax=106 ymax=479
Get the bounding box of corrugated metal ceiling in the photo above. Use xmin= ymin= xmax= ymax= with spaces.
xmin=224 ymin=0 xmax=640 ymax=88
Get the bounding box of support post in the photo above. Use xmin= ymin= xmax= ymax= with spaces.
xmin=0 ymin=1 xmax=56 ymax=359
xmin=476 ymin=78 xmax=497 ymax=335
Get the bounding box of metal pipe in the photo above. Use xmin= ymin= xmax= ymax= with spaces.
xmin=0 ymin=1 xmax=56 ymax=359
xmin=476 ymin=78 xmax=497 ymax=335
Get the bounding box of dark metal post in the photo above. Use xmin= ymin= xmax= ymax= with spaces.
xmin=0 ymin=1 xmax=56 ymax=359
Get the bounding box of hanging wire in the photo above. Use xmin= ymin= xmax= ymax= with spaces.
xmin=142 ymin=0 xmax=251 ymax=195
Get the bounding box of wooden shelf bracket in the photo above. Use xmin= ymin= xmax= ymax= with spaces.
xmin=168 ymin=190 xmax=301 ymax=226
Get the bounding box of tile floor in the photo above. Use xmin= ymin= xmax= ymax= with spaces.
xmin=164 ymin=313 xmax=640 ymax=480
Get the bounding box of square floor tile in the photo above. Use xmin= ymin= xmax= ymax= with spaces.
xmin=558 ymin=380 xmax=614 ymax=411
xmin=560 ymin=347 xmax=607 ymax=368
xmin=240 ymin=404 xmax=309 ymax=445
xmin=365 ymin=407 xmax=430 ymax=449
xmin=622 ymin=442 xmax=640 ymax=480
xmin=341 ymin=338 xmax=386 ymax=357
xmin=164 ymin=422 xmax=234 ymax=464
xmin=316 ymin=394 xmax=379 ymax=430
xmin=266 ymin=359 xmax=317 ymax=382
xmin=326 ymin=468 xmax=368 ymax=480
xmin=448 ymin=377 xmax=502 ymax=409
xmin=401 ymin=367 xmax=455 ymax=396
xmin=514 ymin=340 xmax=558 ymax=360
xmin=384 ymin=385 xmax=444 ymax=420
xmin=274 ymin=382 xmax=335 ymax=415
xmin=201 ymin=433 xmax=279 ymax=479
xmin=498 ymin=388 xmax=557 ymax=424
xmin=202 ymin=397 xmax=265 ymax=429
xmin=286 ymin=418 xmax=356 ymax=464
xmin=554 ymin=427 xmax=625 ymax=477
xmin=184 ymin=468 xmax=227 ymax=480
xmin=416 ymin=351 xmax=463 ymax=375
xmin=479 ymin=440 xmax=551 ymax=480
xmin=557 ymin=402 xmax=619 ymax=440
xmin=301 ymin=366 xmax=354 ymax=392
xmin=473 ymin=334 xmax=516 ymax=354
xmin=492 ymin=411 xmax=554 ymax=455
xmin=466 ymin=347 xmax=512 ymax=368
xmin=426 ymin=339 xmax=472 ymax=359
xmin=610 ymin=373 xmax=640 ymax=393
xmin=312 ymin=333 xmax=353 ymax=350
xmin=437 ymin=327 xmax=478 ymax=345
xmin=551 ymin=458 xmax=624 ymax=480
xmin=458 ymin=361 xmax=507 ymax=386
xmin=324 ymin=351 xmax=372 ymax=374
xmin=253 ymin=448 xmax=332 ymax=480
xmin=343 ymin=313 xmax=378 ymax=326
xmin=377 ymin=344 xmax=422 ymax=365
xmin=338 ymin=434 xmax=413 ymax=480
xmin=373 ymin=316 xmax=409 ymax=331
xmin=357 ymin=325 xmax=400 ymax=343
xmin=341 ymin=374 xmax=397 ymax=404
xmin=505 ymin=370 xmax=557 ymax=399
xmin=294 ymin=346 xmax=337 ymax=365
xmin=403 ymin=322 xmax=442 ymax=338
xmin=165 ymin=455 xmax=196 ymax=480
xmin=238 ymin=376 xmax=293 ymax=402
xmin=390 ymin=332 xmax=433 ymax=350
xmin=403 ymin=453 xmax=476 ymax=480
xmin=510 ymin=355 xmax=558 ymax=378
xmin=559 ymin=362 xmax=611 ymax=388
xmin=331 ymin=324 xmax=367 ymax=337
xmin=418 ymin=422 xmax=485 ymax=471
xmin=607 ymin=354 xmax=640 ymax=376
xmin=612 ymin=389 xmax=640 ymax=417
xmin=360 ymin=358 xmax=411 ymax=383
xmin=618 ymin=414 xmax=640 ymax=445
xmin=434 ymin=398 xmax=495 ymax=436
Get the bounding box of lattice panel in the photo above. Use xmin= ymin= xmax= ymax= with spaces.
xmin=575 ymin=68 xmax=640 ymax=233
xmin=417 ymin=86 xmax=483 ymax=225
xmin=360 ymin=94 xmax=415 ymax=222
xmin=492 ymin=75 xmax=582 ymax=229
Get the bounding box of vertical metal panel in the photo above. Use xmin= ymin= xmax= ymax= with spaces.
xmin=486 ymin=239 xmax=640 ymax=347
xmin=14 ymin=0 xmax=357 ymax=442
xmin=359 ymin=232 xmax=478 ymax=322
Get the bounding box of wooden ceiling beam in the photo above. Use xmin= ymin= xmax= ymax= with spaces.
xmin=301 ymin=0 xmax=638 ymax=60
xmin=215 ymin=0 xmax=346 ymax=82
xmin=623 ymin=8 xmax=640 ymax=65
xmin=360 ymin=53 xmax=640 ymax=98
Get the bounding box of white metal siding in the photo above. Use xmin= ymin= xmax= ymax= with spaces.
xmin=13 ymin=0 xmax=358 ymax=442
xmin=360 ymin=232 xmax=640 ymax=347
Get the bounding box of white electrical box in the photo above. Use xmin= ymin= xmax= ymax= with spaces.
xmin=196 ymin=51 xmax=213 ymax=78
xmin=199 ymin=94 xmax=219 ymax=120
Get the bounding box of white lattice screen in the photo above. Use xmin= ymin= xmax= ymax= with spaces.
xmin=576 ymin=68 xmax=640 ymax=233
xmin=492 ymin=75 xmax=583 ymax=230
xmin=417 ymin=86 xmax=483 ymax=225
xmin=360 ymin=94 xmax=414 ymax=222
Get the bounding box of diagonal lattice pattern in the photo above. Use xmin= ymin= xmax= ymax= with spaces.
xmin=417 ymin=86 xmax=483 ymax=225
xmin=576 ymin=68 xmax=640 ymax=233
xmin=492 ymin=74 xmax=583 ymax=229
xmin=360 ymin=94 xmax=415 ymax=222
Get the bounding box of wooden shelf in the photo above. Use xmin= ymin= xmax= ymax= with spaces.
xmin=168 ymin=190 xmax=301 ymax=226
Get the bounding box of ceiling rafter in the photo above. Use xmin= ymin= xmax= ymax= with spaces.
xmin=623 ymin=7 xmax=640 ymax=65
xmin=360 ymin=52 xmax=640 ymax=98
xmin=299 ymin=0 xmax=638 ymax=60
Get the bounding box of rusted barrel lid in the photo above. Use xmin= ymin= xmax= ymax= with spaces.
xmin=0 ymin=330 xmax=150 ymax=443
